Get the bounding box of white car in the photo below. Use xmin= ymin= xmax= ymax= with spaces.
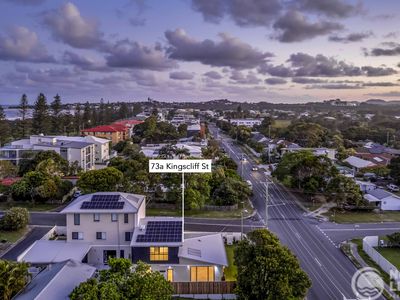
xmin=387 ymin=184 xmax=399 ymax=192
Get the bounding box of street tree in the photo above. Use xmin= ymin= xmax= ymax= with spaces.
xmin=235 ymin=229 xmax=311 ymax=300
xmin=18 ymin=94 xmax=30 ymax=137
xmin=77 ymin=167 xmax=124 ymax=193
xmin=326 ymin=175 xmax=364 ymax=207
xmin=0 ymin=207 xmax=29 ymax=231
xmin=32 ymin=93 xmax=51 ymax=135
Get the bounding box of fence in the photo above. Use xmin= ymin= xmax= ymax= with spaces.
xmin=363 ymin=236 xmax=399 ymax=276
xmin=172 ymin=281 xmax=236 ymax=295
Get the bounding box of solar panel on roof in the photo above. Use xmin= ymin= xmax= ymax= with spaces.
xmin=81 ymin=201 xmax=124 ymax=209
xmin=136 ymin=221 xmax=182 ymax=243
xmin=91 ymin=194 xmax=120 ymax=202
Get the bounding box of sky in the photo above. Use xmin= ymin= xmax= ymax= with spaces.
xmin=0 ymin=0 xmax=399 ymax=104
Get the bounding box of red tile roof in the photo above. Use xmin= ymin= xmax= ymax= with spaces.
xmin=81 ymin=124 xmax=127 ymax=133
xmin=0 ymin=177 xmax=22 ymax=186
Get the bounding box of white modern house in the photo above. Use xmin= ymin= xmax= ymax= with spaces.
xmin=281 ymin=147 xmax=336 ymax=161
xmin=364 ymin=188 xmax=400 ymax=210
xmin=19 ymin=192 xmax=228 ymax=283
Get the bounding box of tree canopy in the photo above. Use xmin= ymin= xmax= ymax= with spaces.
xmin=0 ymin=260 xmax=30 ymax=300
xmin=77 ymin=167 xmax=124 ymax=194
xmin=235 ymin=229 xmax=311 ymax=300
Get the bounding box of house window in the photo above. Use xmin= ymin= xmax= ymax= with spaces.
xmin=96 ymin=232 xmax=106 ymax=240
xmin=72 ymin=232 xmax=83 ymax=240
xmin=120 ymin=250 xmax=125 ymax=258
xmin=74 ymin=214 xmax=80 ymax=225
xmin=111 ymin=213 xmax=118 ymax=222
xmin=190 ymin=266 xmax=215 ymax=282
xmin=125 ymin=232 xmax=132 ymax=241
xmin=167 ymin=269 xmax=173 ymax=282
xmin=150 ymin=247 xmax=168 ymax=261
xmin=124 ymin=213 xmax=129 ymax=223
xmin=93 ymin=213 xmax=100 ymax=222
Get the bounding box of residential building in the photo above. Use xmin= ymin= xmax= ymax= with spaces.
xmin=229 ymin=118 xmax=262 ymax=127
xmin=344 ymin=156 xmax=376 ymax=171
xmin=281 ymin=147 xmax=336 ymax=160
xmin=81 ymin=124 xmax=129 ymax=144
xmin=0 ymin=135 xmax=95 ymax=171
xmin=19 ymin=192 xmax=228 ymax=283
xmin=364 ymin=188 xmax=400 ymax=210
xmin=112 ymin=119 xmax=144 ymax=137
xmin=14 ymin=260 xmax=96 ymax=300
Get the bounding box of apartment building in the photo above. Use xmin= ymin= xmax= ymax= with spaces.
xmin=229 ymin=118 xmax=262 ymax=127
xmin=0 ymin=135 xmax=96 ymax=171
xmin=20 ymin=192 xmax=228 ymax=283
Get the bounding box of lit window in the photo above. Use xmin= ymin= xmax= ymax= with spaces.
xmin=93 ymin=213 xmax=100 ymax=222
xmin=167 ymin=269 xmax=173 ymax=282
xmin=111 ymin=213 xmax=118 ymax=222
xmin=190 ymin=266 xmax=214 ymax=282
xmin=150 ymin=247 xmax=168 ymax=261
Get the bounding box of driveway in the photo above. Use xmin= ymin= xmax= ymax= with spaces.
xmin=1 ymin=226 xmax=52 ymax=261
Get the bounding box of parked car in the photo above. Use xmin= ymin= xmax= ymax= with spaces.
xmin=73 ymin=190 xmax=82 ymax=198
xmin=246 ymin=180 xmax=253 ymax=190
xmin=387 ymin=184 xmax=399 ymax=192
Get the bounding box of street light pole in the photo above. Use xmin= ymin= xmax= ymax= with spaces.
xmin=181 ymin=172 xmax=185 ymax=242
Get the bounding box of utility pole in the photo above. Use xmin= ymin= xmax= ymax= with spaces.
xmin=263 ymin=181 xmax=269 ymax=229
xmin=181 ymin=172 xmax=185 ymax=242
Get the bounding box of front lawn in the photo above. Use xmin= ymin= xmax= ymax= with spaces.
xmin=376 ymin=247 xmax=400 ymax=270
xmin=324 ymin=210 xmax=400 ymax=223
xmin=0 ymin=227 xmax=29 ymax=243
xmin=224 ymin=245 xmax=237 ymax=281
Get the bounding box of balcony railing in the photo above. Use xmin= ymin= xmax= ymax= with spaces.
xmin=171 ymin=281 xmax=236 ymax=295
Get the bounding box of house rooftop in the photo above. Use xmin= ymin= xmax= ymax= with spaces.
xmin=178 ymin=233 xmax=228 ymax=266
xmin=81 ymin=124 xmax=127 ymax=133
xmin=14 ymin=260 xmax=95 ymax=300
xmin=61 ymin=192 xmax=145 ymax=213
xmin=366 ymin=188 xmax=393 ymax=200
xmin=344 ymin=156 xmax=375 ymax=169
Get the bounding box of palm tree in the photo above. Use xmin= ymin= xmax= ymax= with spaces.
xmin=0 ymin=260 xmax=30 ymax=300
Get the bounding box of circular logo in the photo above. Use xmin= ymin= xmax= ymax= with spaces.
xmin=351 ymin=267 xmax=384 ymax=300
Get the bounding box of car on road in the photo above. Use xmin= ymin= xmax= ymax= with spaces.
xmin=387 ymin=184 xmax=399 ymax=192
xmin=246 ymin=180 xmax=253 ymax=190
xmin=241 ymin=155 xmax=247 ymax=161
xmin=252 ymin=166 xmax=258 ymax=171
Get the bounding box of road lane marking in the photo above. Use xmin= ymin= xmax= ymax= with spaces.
xmin=314 ymin=258 xmax=322 ymax=267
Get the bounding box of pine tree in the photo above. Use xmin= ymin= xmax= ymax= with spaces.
xmin=118 ymin=102 xmax=129 ymax=120
xmin=18 ymin=94 xmax=30 ymax=138
xmin=82 ymin=102 xmax=92 ymax=129
xmin=98 ymin=98 xmax=105 ymax=125
xmin=50 ymin=94 xmax=63 ymax=134
xmin=74 ymin=103 xmax=82 ymax=133
xmin=31 ymin=93 xmax=50 ymax=135
xmin=0 ymin=106 xmax=11 ymax=146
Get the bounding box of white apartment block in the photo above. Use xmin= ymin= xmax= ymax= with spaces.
xmin=229 ymin=118 xmax=262 ymax=127
xmin=0 ymin=135 xmax=111 ymax=171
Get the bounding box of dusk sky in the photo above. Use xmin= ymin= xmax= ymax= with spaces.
xmin=0 ymin=0 xmax=399 ymax=104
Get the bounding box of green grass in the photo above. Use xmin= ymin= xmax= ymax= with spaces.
xmin=0 ymin=227 xmax=29 ymax=243
xmin=376 ymin=247 xmax=400 ymax=270
xmin=224 ymin=245 xmax=237 ymax=281
xmin=0 ymin=202 xmax=61 ymax=212
xmin=324 ymin=210 xmax=400 ymax=223
xmin=272 ymin=120 xmax=291 ymax=129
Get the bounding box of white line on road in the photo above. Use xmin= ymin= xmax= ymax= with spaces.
xmin=321 ymin=227 xmax=400 ymax=232
xmin=314 ymin=258 xmax=322 ymax=267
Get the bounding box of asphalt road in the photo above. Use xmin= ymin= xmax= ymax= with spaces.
xmin=210 ymin=125 xmax=389 ymax=300
xmin=1 ymin=226 xmax=52 ymax=260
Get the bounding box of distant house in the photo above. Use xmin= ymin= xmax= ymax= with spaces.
xmin=281 ymin=147 xmax=336 ymax=160
xmin=354 ymin=142 xmax=400 ymax=166
xmin=81 ymin=124 xmax=129 ymax=144
xmin=229 ymin=119 xmax=262 ymax=127
xmin=344 ymin=156 xmax=376 ymax=171
xmin=364 ymin=188 xmax=400 ymax=210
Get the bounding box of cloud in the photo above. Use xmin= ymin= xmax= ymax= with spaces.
xmin=63 ymin=50 xmax=105 ymax=71
xmin=307 ymin=84 xmax=363 ymax=89
xmin=105 ymin=40 xmax=177 ymax=71
xmin=299 ymin=0 xmax=362 ymax=18
xmin=0 ymin=26 xmax=54 ymax=63
xmin=42 ymin=2 xmax=104 ymax=49
xmin=165 ymin=28 xmax=273 ymax=69
xmin=258 ymin=63 xmax=294 ymax=77
xmin=292 ymin=77 xmax=327 ymax=84
xmin=129 ymin=17 xmax=146 ymax=27
xmin=203 ymin=71 xmax=223 ymax=79
xmin=273 ymin=10 xmax=343 ymax=42
xmin=361 ymin=66 xmax=397 ymax=77
xmin=169 ymin=71 xmax=194 ymax=80
xmin=265 ymin=77 xmax=287 ymax=85
xmin=362 ymin=82 xmax=399 ymax=87
xmin=366 ymin=91 xmax=400 ymax=97
xmin=4 ymin=0 xmax=45 ymax=5
xmin=229 ymin=71 xmax=261 ymax=84
xmin=191 ymin=0 xmax=281 ymax=27
xmin=329 ymin=31 xmax=373 ymax=43
xmin=367 ymin=44 xmax=400 ymax=56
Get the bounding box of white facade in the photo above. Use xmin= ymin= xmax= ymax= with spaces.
xmin=229 ymin=118 xmax=262 ymax=127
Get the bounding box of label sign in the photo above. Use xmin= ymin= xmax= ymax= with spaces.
xmin=149 ymin=159 xmax=212 ymax=173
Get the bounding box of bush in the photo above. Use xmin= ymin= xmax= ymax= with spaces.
xmin=0 ymin=207 xmax=29 ymax=231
